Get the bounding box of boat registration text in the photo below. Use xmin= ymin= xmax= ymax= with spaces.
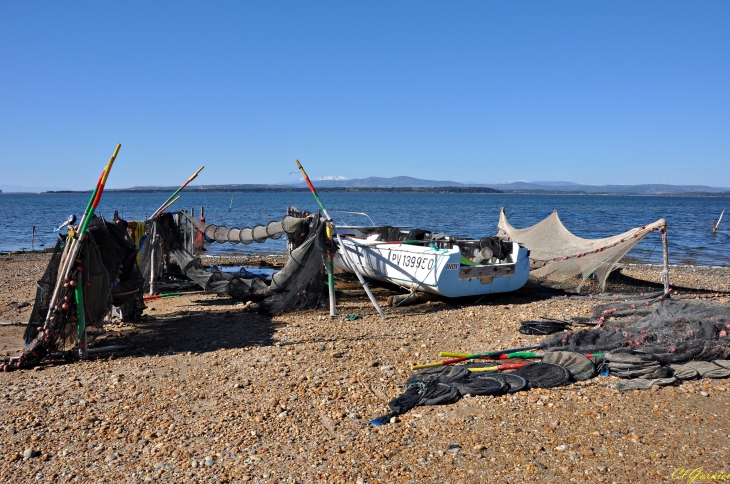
xmin=389 ymin=252 xmax=436 ymax=271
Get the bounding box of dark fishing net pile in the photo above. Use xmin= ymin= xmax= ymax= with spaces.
xmin=257 ymin=213 xmax=333 ymax=315
xmin=6 ymin=217 xmax=144 ymax=370
xmin=372 ymin=351 xmax=593 ymax=425
xmin=540 ymin=299 xmax=730 ymax=365
xmin=139 ymin=213 xmax=270 ymax=300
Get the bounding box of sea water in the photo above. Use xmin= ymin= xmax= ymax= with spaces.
xmin=0 ymin=191 xmax=728 ymax=266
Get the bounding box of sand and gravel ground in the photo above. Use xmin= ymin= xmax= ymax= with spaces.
xmin=1 ymin=252 xmax=730 ymax=483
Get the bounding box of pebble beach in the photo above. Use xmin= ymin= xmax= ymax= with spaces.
xmin=1 ymin=252 xmax=730 ymax=483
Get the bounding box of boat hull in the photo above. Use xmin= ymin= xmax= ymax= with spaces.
xmin=334 ymin=240 xmax=530 ymax=298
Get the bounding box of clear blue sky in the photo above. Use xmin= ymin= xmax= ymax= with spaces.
xmin=1 ymin=1 xmax=728 ymax=190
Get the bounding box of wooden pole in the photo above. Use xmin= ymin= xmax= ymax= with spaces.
xmin=326 ymin=222 xmax=337 ymax=316
xmin=149 ymin=223 xmax=157 ymax=296
xmin=294 ymin=160 xmax=385 ymax=319
xmin=661 ymin=225 xmax=669 ymax=294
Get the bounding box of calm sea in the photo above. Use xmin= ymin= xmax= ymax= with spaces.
xmin=0 ymin=191 xmax=728 ymax=266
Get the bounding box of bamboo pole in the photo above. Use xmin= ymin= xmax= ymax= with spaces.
xmin=326 ymin=222 xmax=337 ymax=316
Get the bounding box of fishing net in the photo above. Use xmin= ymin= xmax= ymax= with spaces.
xmin=497 ymin=207 xmax=666 ymax=291
xmin=407 ymin=365 xmax=469 ymax=383
xmin=178 ymin=212 xmax=292 ymax=247
xmin=281 ymin=215 xmax=307 ymax=234
xmin=214 ymin=226 xmax=228 ymax=243
xmin=257 ymin=213 xmax=332 ymax=315
xmin=137 ymin=212 xmax=332 ymax=313
xmin=669 ymin=363 xmax=700 ymax=380
xmin=541 ymin=351 xmax=596 ymax=381
xmin=520 ymin=320 xmax=571 ymax=335
xmin=615 ymin=377 xmax=677 ymax=392
xmin=12 ymin=216 xmax=144 ymax=370
xmin=266 ymin=221 xmax=284 ymax=239
xmin=513 ymin=363 xmax=570 ymax=388
xmin=204 ymin=224 xmax=217 ymax=242
xmin=252 ymin=225 xmax=268 ymax=243
xmin=372 ymin=364 xmax=510 ymax=425
xmin=370 ymin=382 xmax=460 ymax=426
xmin=540 ymin=299 xmax=730 ymax=365
xmin=683 ymin=360 xmax=730 ymax=378
xmin=240 ymin=228 xmax=253 ymax=245
xmin=227 ymin=227 xmax=240 ymax=244
xmin=450 ymin=376 xmax=506 ymax=396
xmin=139 ymin=213 xmax=270 ymax=300
xmin=473 ymin=372 xmax=528 ymax=393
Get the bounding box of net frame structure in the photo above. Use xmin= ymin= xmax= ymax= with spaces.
xmin=176 ymin=212 xmax=302 ymax=254
xmin=497 ymin=207 xmax=668 ymax=292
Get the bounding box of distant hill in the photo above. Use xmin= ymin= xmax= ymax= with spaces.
xmin=285 ymin=176 xmax=477 ymax=188
xmin=44 ymin=177 xmax=730 ymax=195
xmin=487 ymin=182 xmax=730 ymax=194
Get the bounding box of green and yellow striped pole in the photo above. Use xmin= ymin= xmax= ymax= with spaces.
xmin=295 ymin=160 xmax=385 ymax=319
xmin=151 ymin=166 xmax=204 ymax=218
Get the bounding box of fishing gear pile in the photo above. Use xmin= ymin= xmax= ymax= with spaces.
xmin=372 ymin=350 xmax=592 ymax=425
xmin=140 ymin=213 xmax=270 ymax=300
xmin=4 ymin=217 xmax=144 ymax=371
xmin=140 ymin=212 xmax=333 ymax=315
xmin=374 ymin=298 xmax=730 ymax=424
xmin=540 ymin=299 xmax=730 ymax=364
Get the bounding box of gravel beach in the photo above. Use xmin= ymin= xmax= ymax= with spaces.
xmin=1 ymin=252 xmax=729 ymax=483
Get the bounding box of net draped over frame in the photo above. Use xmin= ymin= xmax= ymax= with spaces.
xmin=497 ymin=207 xmax=666 ymax=291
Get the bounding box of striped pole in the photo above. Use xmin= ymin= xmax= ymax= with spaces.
xmin=295 ymin=160 xmax=385 ymax=319
xmin=151 ymin=166 xmax=204 ymax=218
xmin=411 ymin=344 xmax=541 ymax=370
xmin=43 ymin=144 xmax=121 ymax=331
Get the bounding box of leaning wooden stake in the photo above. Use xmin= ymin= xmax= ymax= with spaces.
xmin=294 ymin=159 xmax=385 ymax=319
xmin=661 ymin=225 xmax=670 ymax=295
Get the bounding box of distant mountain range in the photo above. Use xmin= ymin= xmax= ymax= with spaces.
xmin=484 ymin=181 xmax=730 ymax=194
xmin=14 ymin=176 xmax=730 ymax=195
xmin=280 ymin=177 xmax=730 ymax=194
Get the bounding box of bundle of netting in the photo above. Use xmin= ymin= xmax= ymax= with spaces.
xmin=257 ymin=213 xmax=333 ymax=315
xmin=498 ymin=207 xmax=666 ymax=291
xmin=9 ymin=217 xmax=144 ymax=370
xmin=139 ymin=213 xmax=270 ymax=300
xmin=541 ymin=299 xmax=730 ymax=365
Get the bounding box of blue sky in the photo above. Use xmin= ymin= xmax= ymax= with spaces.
xmin=1 ymin=1 xmax=728 ymax=190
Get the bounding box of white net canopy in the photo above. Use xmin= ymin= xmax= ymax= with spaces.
xmin=497 ymin=208 xmax=666 ymax=291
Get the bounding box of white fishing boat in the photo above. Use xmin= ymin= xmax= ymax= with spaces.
xmin=332 ymin=217 xmax=530 ymax=298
